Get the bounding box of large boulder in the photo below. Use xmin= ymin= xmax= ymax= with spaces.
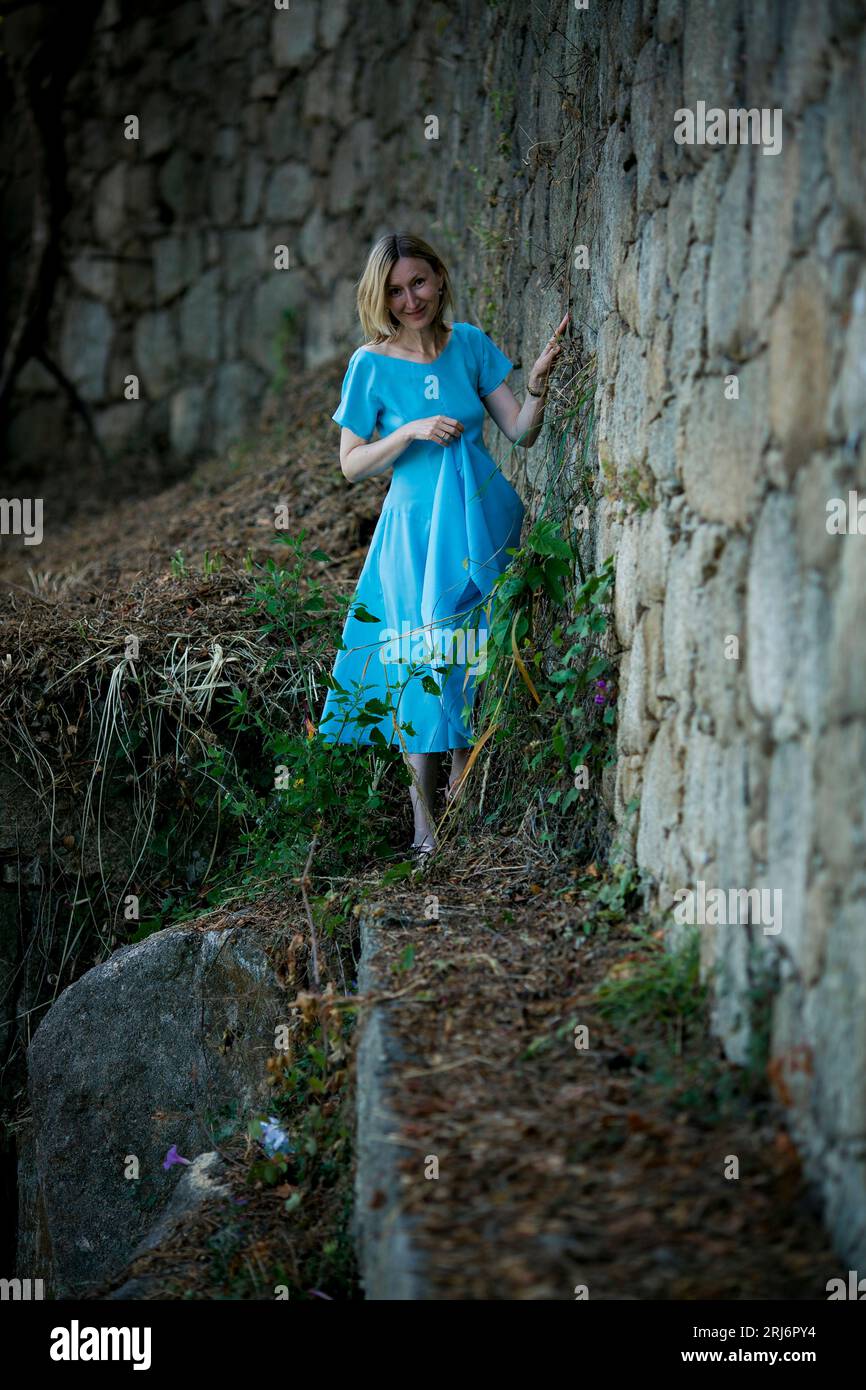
xmin=22 ymin=923 xmax=284 ymax=1297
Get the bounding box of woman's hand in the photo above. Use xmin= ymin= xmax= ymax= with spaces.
xmin=527 ymin=312 xmax=570 ymax=394
xmin=404 ymin=415 xmax=465 ymax=445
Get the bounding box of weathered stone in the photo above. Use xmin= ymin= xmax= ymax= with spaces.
xmin=766 ymin=737 xmax=813 ymax=973
xmin=669 ymin=242 xmax=708 ymax=380
xmin=179 ymin=268 xmax=222 ymax=365
xmin=239 ymin=270 xmax=307 ymax=375
xmin=768 ymin=257 xmax=830 ymax=478
xmin=93 ymin=162 xmax=126 ymax=244
xmin=263 ymin=161 xmax=314 ymax=221
xmin=59 ymin=298 xmax=113 ymax=401
xmin=681 ymin=0 xmax=739 ymax=114
xmin=271 ymin=2 xmax=316 ymax=69
xmin=824 ymin=35 xmax=866 ymax=238
xmin=158 ymin=149 xmax=204 ymax=221
xmin=678 ymin=360 xmax=768 ymax=528
xmin=692 ymin=533 xmax=749 ymax=743
xmin=249 ymin=70 xmax=280 ymax=101
xmin=328 ymin=119 xmax=377 ymax=215
xmin=214 ymin=125 xmax=240 ymax=162
xmin=746 ymin=493 xmax=801 ymax=720
xmin=690 ymin=151 xmax=727 ymax=242
xmin=749 ymin=138 xmax=795 ymax=330
xmin=829 ymin=267 xmax=866 ymax=442
xmin=263 ymin=86 xmax=297 ymax=163
xmin=224 ymin=229 xmax=267 ymax=290
xmin=706 ymin=151 xmax=752 ymax=361
xmin=645 ymin=402 xmax=678 ymax=484
xmin=139 ymin=92 xmax=176 ymax=159
xmin=827 ymin=533 xmax=866 ymax=721
xmin=635 ymin=715 xmax=683 ymax=873
xmin=93 ymin=401 xmax=146 ymax=452
xmin=26 ymin=925 xmax=285 ymax=1296
xmin=68 ymin=251 xmax=117 ymax=302
xmin=784 ymin=0 xmax=832 ymax=116
xmin=134 ymin=310 xmax=179 ymax=396
xmin=154 ymin=233 xmax=203 ymax=305
xmin=106 ymin=1152 xmax=233 ymax=1298
xmin=636 ymin=505 xmax=673 ymax=606
xmin=213 ymin=361 xmax=267 ymax=448
xmin=241 ymin=152 xmax=267 ymax=224
xmin=210 ymin=164 xmax=241 ymax=225
xmin=616 ymin=241 xmax=639 ymax=332
xmin=169 ymin=383 xmax=207 ymax=456
xmin=656 ymin=0 xmax=683 ymax=44
xmin=320 ymin=0 xmax=351 ymax=49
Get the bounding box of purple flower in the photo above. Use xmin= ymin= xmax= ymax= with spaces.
xmin=594 ymin=678 xmax=612 ymax=706
xmin=259 ymin=1116 xmax=295 ymax=1158
xmin=163 ymin=1144 xmax=192 ymax=1170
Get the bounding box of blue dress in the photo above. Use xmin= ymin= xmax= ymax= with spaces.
xmin=317 ymin=321 xmax=524 ymax=754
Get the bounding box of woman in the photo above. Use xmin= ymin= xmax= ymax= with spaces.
xmin=317 ymin=232 xmax=568 ymax=857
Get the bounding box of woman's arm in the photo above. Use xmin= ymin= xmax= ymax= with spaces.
xmin=339 ymin=424 xmax=411 ymax=482
xmin=481 ymin=381 xmax=547 ymax=448
xmin=482 ymin=312 xmax=570 ymax=448
xmin=340 ymin=414 xmax=465 ymax=483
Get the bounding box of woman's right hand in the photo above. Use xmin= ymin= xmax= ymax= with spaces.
xmin=405 ymin=415 xmax=465 ymax=446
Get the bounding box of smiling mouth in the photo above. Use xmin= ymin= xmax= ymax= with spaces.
xmin=406 ymin=308 xmax=426 ymax=316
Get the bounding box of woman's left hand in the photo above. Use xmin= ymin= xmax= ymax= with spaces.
xmin=528 ymin=312 xmax=570 ymax=394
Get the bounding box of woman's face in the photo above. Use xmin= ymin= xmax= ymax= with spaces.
xmin=385 ymin=257 xmax=443 ymax=328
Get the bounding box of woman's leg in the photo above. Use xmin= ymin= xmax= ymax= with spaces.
xmin=446 ymin=745 xmax=472 ymax=802
xmin=407 ymin=752 xmax=442 ymax=849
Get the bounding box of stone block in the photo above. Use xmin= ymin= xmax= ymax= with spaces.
xmin=766 ymin=737 xmax=813 ymax=973
xmin=68 ymin=252 xmax=117 ymax=302
xmin=635 ymin=504 xmax=673 ymax=606
xmin=692 ymin=533 xmax=749 ymax=743
xmin=271 ymin=2 xmax=316 ymax=69
xmin=829 ymin=267 xmax=866 ymax=444
xmin=678 ymin=359 xmax=768 ymax=528
xmin=59 ymin=298 xmax=113 ymax=402
xmin=169 ymin=383 xmax=207 ymax=456
xmin=239 ymin=270 xmax=307 ymax=375
xmin=328 ymin=119 xmax=378 ymax=216
xmin=134 ymin=310 xmax=179 ymax=396
xmin=264 ymin=161 xmax=314 ymax=222
xmin=827 ymin=536 xmax=866 ymax=721
xmin=636 ymin=715 xmax=683 ymax=872
xmin=213 ymin=361 xmax=267 ymax=449
xmin=179 ymin=269 xmax=222 ymax=366
xmin=768 ymin=257 xmax=830 ymax=478
xmin=241 ymin=153 xmax=267 ymax=224
xmin=749 ymin=136 xmax=795 ymax=330
xmin=154 ymin=234 xmax=203 ymax=305
xmin=706 ymin=151 xmax=753 ymax=361
xmin=93 ymin=162 xmax=126 ymax=245
xmin=825 ymin=35 xmax=866 ymax=239
xmin=746 ymin=492 xmax=801 ymax=719
xmin=669 ymin=241 xmax=708 ymax=380
xmin=25 ymin=926 xmax=284 ymax=1297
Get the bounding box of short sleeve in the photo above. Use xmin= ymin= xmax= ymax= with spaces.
xmin=332 ymin=350 xmax=380 ymax=440
xmin=473 ymin=326 xmax=513 ymax=397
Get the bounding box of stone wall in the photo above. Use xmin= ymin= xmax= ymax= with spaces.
xmin=1 ymin=0 xmax=456 ymax=512
xmin=3 ymin=0 xmax=864 ymax=1269
xmin=569 ymin=0 xmax=866 ymax=1266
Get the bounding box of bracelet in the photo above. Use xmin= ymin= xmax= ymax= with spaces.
xmin=527 ymin=383 xmax=547 ymax=398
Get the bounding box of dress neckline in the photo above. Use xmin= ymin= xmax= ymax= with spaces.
xmin=359 ymin=324 xmax=457 ymax=366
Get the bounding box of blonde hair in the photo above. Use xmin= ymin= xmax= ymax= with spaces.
xmin=356 ymin=233 xmax=455 ymax=348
